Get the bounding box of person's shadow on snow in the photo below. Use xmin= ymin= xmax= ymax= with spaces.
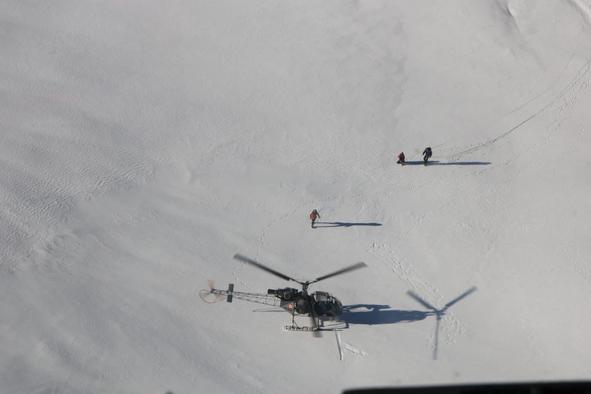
xmin=401 ymin=160 xmax=491 ymax=166
xmin=313 ymin=222 xmax=382 ymax=228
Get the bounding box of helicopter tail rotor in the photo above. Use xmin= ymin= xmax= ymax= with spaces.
xmin=199 ymin=280 xmax=226 ymax=304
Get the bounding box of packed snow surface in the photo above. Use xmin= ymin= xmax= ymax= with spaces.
xmin=2 ymin=1 xmax=591 ymax=393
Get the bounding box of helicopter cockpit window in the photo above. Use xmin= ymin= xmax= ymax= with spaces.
xmin=313 ymin=292 xmax=330 ymax=302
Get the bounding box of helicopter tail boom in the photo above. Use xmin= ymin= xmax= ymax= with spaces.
xmin=200 ymin=283 xmax=282 ymax=307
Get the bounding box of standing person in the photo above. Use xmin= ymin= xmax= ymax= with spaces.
xmin=396 ymin=152 xmax=406 ymax=165
xmin=422 ymin=147 xmax=432 ymax=164
xmin=309 ymin=209 xmax=320 ymax=228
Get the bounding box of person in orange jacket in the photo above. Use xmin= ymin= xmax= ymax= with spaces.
xmin=309 ymin=209 xmax=320 ymax=228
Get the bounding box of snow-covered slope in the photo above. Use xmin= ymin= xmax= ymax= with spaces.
xmin=1 ymin=1 xmax=591 ymax=393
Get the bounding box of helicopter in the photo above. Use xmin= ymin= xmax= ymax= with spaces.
xmin=200 ymin=253 xmax=367 ymax=335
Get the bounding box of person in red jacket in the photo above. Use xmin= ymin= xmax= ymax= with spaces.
xmin=397 ymin=152 xmax=406 ymax=165
xmin=309 ymin=209 xmax=320 ymax=228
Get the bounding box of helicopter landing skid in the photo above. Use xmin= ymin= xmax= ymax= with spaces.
xmin=321 ymin=320 xmax=348 ymax=330
xmin=283 ymin=325 xmax=318 ymax=332
xmin=283 ymin=320 xmax=347 ymax=332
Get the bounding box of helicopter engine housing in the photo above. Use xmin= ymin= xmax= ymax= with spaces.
xmin=267 ymin=287 xmax=300 ymax=301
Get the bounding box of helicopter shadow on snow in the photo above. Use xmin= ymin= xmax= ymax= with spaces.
xmin=401 ymin=160 xmax=491 ymax=166
xmin=339 ymin=304 xmax=432 ymax=325
xmin=313 ymin=222 xmax=382 ymax=228
xmin=340 ymin=286 xmax=477 ymax=328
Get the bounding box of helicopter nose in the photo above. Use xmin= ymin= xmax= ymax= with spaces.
xmin=296 ymin=298 xmax=309 ymax=314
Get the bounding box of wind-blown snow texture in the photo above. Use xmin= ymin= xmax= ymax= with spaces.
xmin=1 ymin=1 xmax=591 ymax=393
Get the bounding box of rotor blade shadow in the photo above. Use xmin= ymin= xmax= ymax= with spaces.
xmin=406 ymin=287 xmax=478 ymax=360
xmin=313 ymin=222 xmax=382 ymax=228
xmin=341 ymin=304 xmax=432 ymax=325
xmin=443 ymin=286 xmax=477 ymax=311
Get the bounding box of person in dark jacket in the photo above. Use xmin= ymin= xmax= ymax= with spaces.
xmin=422 ymin=147 xmax=432 ymax=164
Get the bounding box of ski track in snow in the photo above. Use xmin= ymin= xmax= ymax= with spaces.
xmin=451 ymin=57 xmax=590 ymax=160
xmin=334 ymin=327 xmax=368 ymax=361
xmin=499 ymin=58 xmax=590 ymax=167
xmin=256 ymin=202 xmax=308 ymax=259
xmin=570 ymin=0 xmax=591 ymax=26
xmin=343 ymin=342 xmax=368 ymax=357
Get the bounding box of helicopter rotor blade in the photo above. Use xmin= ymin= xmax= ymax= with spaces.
xmin=406 ymin=290 xmax=438 ymax=311
xmin=441 ymin=286 xmax=477 ymax=312
xmin=233 ymin=254 xmax=300 ymax=283
xmin=310 ymin=262 xmax=367 ymax=285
